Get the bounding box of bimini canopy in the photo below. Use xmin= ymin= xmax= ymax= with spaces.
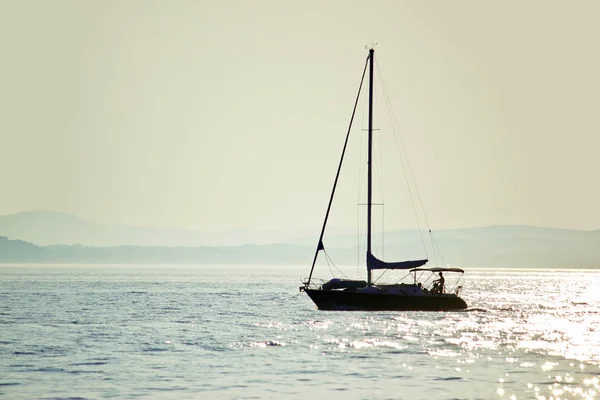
xmin=409 ymin=267 xmax=465 ymax=273
xmin=367 ymin=252 xmax=428 ymax=271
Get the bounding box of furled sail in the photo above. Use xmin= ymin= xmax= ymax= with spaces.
xmin=366 ymin=252 xmax=428 ymax=270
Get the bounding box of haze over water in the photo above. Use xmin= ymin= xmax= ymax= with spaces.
xmin=2 ymin=2 xmax=599 ymax=399
xmin=1 ymin=265 xmax=599 ymax=399
xmin=2 ymin=1 xmax=599 ymax=232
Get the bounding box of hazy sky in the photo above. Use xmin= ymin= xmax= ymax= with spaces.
xmin=1 ymin=0 xmax=599 ymax=232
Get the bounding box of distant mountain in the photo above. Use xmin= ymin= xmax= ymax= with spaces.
xmin=0 ymin=236 xmax=315 ymax=265
xmin=285 ymin=225 xmax=600 ymax=268
xmin=290 ymin=225 xmax=600 ymax=248
xmin=0 ymin=228 xmax=598 ymax=268
xmin=0 ymin=211 xmax=598 ymax=268
xmin=0 ymin=210 xmax=317 ymax=247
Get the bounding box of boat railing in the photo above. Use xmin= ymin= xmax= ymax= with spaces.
xmin=299 ymin=277 xmax=327 ymax=291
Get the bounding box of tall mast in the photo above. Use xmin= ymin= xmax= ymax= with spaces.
xmin=367 ymin=47 xmax=374 ymax=286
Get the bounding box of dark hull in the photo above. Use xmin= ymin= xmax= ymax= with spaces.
xmin=304 ymin=289 xmax=467 ymax=311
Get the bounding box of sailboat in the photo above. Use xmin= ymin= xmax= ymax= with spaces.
xmin=300 ymin=47 xmax=468 ymax=311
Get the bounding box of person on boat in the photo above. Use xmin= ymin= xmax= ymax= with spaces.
xmin=433 ymin=272 xmax=445 ymax=294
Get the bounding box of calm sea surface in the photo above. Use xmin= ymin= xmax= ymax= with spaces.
xmin=1 ymin=265 xmax=599 ymax=399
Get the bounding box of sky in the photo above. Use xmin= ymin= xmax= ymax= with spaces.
xmin=1 ymin=0 xmax=599 ymax=232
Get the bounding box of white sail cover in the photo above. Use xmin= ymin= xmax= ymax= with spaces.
xmin=367 ymin=252 xmax=428 ymax=271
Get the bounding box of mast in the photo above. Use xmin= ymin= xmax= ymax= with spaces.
xmin=367 ymin=48 xmax=374 ymax=286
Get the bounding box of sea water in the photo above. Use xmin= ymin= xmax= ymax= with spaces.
xmin=1 ymin=265 xmax=599 ymax=399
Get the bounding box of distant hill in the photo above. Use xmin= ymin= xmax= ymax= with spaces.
xmin=291 ymin=225 xmax=600 ymax=247
xmin=0 ymin=228 xmax=598 ymax=268
xmin=0 ymin=210 xmax=598 ymax=268
xmin=0 ymin=236 xmax=315 ymax=265
xmin=288 ymin=225 xmax=600 ymax=268
xmin=0 ymin=210 xmax=316 ymax=247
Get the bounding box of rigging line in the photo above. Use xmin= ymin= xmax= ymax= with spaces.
xmin=372 ymin=268 xmax=387 ymax=284
xmin=373 ymin=86 xmax=385 ymax=260
xmin=382 ymin=91 xmax=432 ymax=262
xmin=394 ymin=271 xmax=406 ymax=284
xmin=375 ymin=71 xmax=385 ymax=205
xmin=374 ymin=60 xmax=439 ymax=236
xmin=324 ymin=248 xmax=334 ymax=277
xmin=431 ymin=236 xmax=440 ymax=267
xmin=357 ymin=203 xmax=360 ymax=271
xmin=453 ymin=275 xmax=463 ymax=293
xmin=376 ymin=61 xmax=446 ymax=266
xmin=373 ymin=80 xmax=384 ymax=208
xmin=430 ymin=229 xmax=447 ymax=266
xmin=375 ymin=68 xmax=385 ymax=259
xmin=374 ymin=61 xmax=429 ymax=259
xmin=357 ymin=82 xmax=368 ymax=272
xmin=324 ymin=249 xmax=349 ymax=279
xmin=393 ymin=271 xmax=411 ymax=285
xmin=306 ymin=55 xmax=369 ymax=286
xmin=357 ymin=203 xmax=363 ymax=276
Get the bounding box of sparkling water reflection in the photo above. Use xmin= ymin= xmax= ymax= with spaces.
xmin=0 ymin=265 xmax=599 ymax=399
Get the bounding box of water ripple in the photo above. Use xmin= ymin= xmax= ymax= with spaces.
xmin=0 ymin=265 xmax=599 ymax=399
